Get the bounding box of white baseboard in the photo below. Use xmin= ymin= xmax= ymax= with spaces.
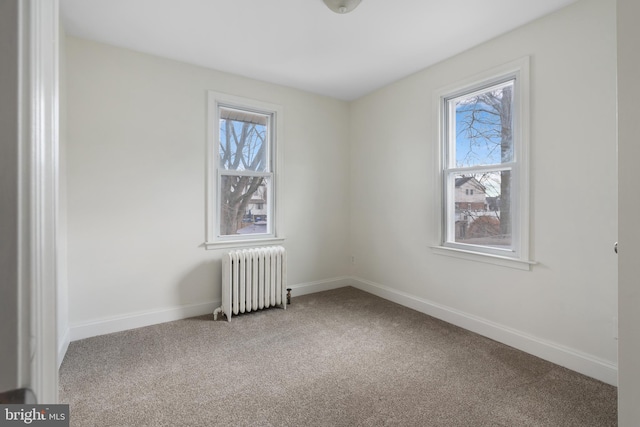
xmin=349 ymin=276 xmax=618 ymax=386
xmin=69 ymin=300 xmax=220 ymax=342
xmin=67 ymin=277 xmax=352 ymax=343
xmin=64 ymin=275 xmax=617 ymax=386
xmin=58 ymin=328 xmax=70 ymax=369
xmin=289 ymin=276 xmax=353 ymax=296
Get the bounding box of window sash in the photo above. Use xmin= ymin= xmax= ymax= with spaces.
xmin=216 ymin=171 xmax=273 ymax=239
xmin=206 ymin=91 xmax=283 ymax=248
xmin=443 ymin=167 xmax=517 ymax=257
xmin=218 ymin=106 xmax=272 ymax=173
xmin=444 ymin=78 xmax=516 ymax=170
xmin=436 ymin=59 xmax=529 ymax=264
xmin=216 ymin=103 xmax=274 ymax=239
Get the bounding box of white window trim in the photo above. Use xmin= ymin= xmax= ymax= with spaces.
xmin=431 ymin=57 xmax=535 ymax=270
xmin=205 ymin=91 xmax=285 ymax=250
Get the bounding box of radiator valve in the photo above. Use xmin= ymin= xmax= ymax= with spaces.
xmin=286 ymin=288 xmax=292 ymax=305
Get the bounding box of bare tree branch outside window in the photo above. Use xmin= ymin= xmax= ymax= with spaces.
xmin=449 ymin=81 xmax=514 ymax=247
xmin=219 ymin=108 xmax=271 ymax=236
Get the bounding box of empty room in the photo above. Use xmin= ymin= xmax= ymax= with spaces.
xmin=4 ymin=0 xmax=640 ymax=425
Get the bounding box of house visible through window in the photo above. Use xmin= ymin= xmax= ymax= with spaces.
xmin=436 ymin=58 xmax=531 ymax=267
xmin=206 ymin=92 xmax=283 ymax=247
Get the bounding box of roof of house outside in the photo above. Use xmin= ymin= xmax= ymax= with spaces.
xmin=455 ymin=177 xmax=486 ymax=192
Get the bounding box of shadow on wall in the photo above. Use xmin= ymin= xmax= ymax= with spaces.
xmin=175 ymin=260 xmax=221 ymax=307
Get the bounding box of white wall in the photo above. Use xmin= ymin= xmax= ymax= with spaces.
xmin=349 ymin=0 xmax=618 ymax=384
xmin=65 ymin=37 xmax=351 ymax=334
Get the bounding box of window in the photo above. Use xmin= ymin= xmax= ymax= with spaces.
xmin=206 ymin=92 xmax=283 ymax=248
xmin=434 ymin=58 xmax=533 ymax=269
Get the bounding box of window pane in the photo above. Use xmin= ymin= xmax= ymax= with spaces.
xmin=219 ymin=107 xmax=268 ymax=172
xmin=449 ymin=80 xmax=514 ymax=168
xmin=220 ymin=175 xmax=270 ymax=236
xmin=453 ymin=171 xmax=511 ymax=248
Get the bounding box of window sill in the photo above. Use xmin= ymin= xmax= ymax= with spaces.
xmin=204 ymin=237 xmax=285 ymax=250
xmin=430 ymin=245 xmax=536 ymax=271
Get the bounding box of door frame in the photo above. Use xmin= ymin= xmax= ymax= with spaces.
xmin=17 ymin=0 xmax=60 ymax=403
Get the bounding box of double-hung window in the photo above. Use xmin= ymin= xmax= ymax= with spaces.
xmin=435 ymin=58 xmax=532 ymax=269
xmin=206 ymin=92 xmax=283 ymax=248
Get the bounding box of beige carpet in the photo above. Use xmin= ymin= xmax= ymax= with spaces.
xmin=59 ymin=287 xmax=617 ymax=426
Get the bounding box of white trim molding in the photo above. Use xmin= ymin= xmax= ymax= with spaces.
xmin=349 ymin=276 xmax=618 ymax=386
xmin=65 ymin=275 xmax=617 ymax=387
xmin=70 ymin=301 xmax=220 ymax=342
xmin=430 ymin=245 xmax=537 ymax=271
xmin=204 ymin=237 xmax=286 ymax=250
xmin=67 ymin=277 xmax=353 ymax=343
xmin=205 ymin=91 xmax=285 ymax=249
xmin=432 ymin=57 xmax=533 ymax=270
xmin=288 ymin=276 xmax=354 ymax=297
xmin=16 ymin=0 xmax=60 ymax=404
xmin=57 ymin=329 xmax=69 ymax=369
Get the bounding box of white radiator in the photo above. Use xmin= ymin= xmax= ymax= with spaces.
xmin=214 ymin=246 xmax=287 ymax=322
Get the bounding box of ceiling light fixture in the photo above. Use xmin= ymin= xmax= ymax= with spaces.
xmin=323 ymin=0 xmax=362 ymax=14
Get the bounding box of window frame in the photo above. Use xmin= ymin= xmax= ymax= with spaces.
xmin=205 ymin=92 xmax=284 ymax=249
xmin=432 ymin=58 xmax=534 ymax=270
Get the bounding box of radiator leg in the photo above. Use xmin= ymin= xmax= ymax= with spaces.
xmin=213 ymin=306 xmax=223 ymax=321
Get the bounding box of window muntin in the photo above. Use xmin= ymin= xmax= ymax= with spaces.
xmin=442 ymin=77 xmax=520 ymax=258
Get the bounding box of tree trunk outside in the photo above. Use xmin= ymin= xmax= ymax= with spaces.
xmin=499 ymin=86 xmax=512 ymax=237
xmin=220 ymin=175 xmax=264 ymax=235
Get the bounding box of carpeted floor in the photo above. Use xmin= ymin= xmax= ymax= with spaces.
xmin=59 ymin=287 xmax=617 ymax=426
